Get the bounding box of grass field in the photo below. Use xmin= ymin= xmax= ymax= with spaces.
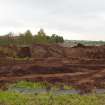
xmin=0 ymin=81 xmax=104 ymax=105
xmin=0 ymin=91 xmax=105 ymax=105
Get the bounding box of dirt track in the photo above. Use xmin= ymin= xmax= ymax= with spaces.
xmin=0 ymin=44 xmax=105 ymax=91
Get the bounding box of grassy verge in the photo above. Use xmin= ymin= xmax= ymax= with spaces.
xmin=4 ymin=81 xmax=104 ymax=105
xmin=0 ymin=91 xmax=104 ymax=105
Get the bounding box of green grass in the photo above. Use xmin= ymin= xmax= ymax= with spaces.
xmin=0 ymin=91 xmax=105 ymax=105
xmin=10 ymin=81 xmax=74 ymax=90
xmin=11 ymin=81 xmax=48 ymax=89
xmin=5 ymin=81 xmax=105 ymax=105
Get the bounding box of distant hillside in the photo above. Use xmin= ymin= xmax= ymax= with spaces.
xmin=61 ymin=40 xmax=105 ymax=47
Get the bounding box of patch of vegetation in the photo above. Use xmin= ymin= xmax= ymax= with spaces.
xmin=11 ymin=81 xmax=48 ymax=89
xmin=0 ymin=91 xmax=104 ymax=105
xmin=10 ymin=81 xmax=74 ymax=90
xmin=0 ymin=29 xmax=64 ymax=46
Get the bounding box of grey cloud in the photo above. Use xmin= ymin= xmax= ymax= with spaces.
xmin=0 ymin=0 xmax=105 ymax=40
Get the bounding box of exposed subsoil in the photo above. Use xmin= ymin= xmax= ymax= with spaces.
xmin=0 ymin=44 xmax=105 ymax=92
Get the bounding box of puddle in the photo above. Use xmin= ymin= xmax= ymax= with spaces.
xmin=8 ymin=87 xmax=105 ymax=95
xmin=95 ymin=89 xmax=105 ymax=94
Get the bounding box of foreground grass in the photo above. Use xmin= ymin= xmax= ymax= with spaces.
xmin=0 ymin=91 xmax=105 ymax=105
xmin=5 ymin=81 xmax=105 ymax=105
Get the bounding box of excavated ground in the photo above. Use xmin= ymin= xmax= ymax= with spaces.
xmin=0 ymin=44 xmax=105 ymax=92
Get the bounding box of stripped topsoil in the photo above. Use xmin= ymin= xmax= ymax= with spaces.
xmin=1 ymin=43 xmax=105 ymax=93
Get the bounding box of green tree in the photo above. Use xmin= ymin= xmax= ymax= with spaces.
xmin=37 ymin=29 xmax=46 ymax=36
xmin=51 ymin=34 xmax=64 ymax=43
xmin=34 ymin=29 xmax=49 ymax=44
xmin=16 ymin=33 xmax=25 ymax=45
xmin=24 ymin=30 xmax=33 ymax=44
xmin=5 ymin=32 xmax=15 ymax=45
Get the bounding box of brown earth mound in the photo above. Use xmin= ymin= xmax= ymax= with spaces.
xmin=0 ymin=44 xmax=105 ymax=92
xmin=31 ymin=44 xmax=66 ymax=58
xmin=30 ymin=44 xmax=105 ymax=59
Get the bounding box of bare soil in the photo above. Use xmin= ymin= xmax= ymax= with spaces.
xmin=0 ymin=44 xmax=105 ymax=92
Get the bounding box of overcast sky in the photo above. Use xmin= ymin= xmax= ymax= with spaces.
xmin=0 ymin=0 xmax=105 ymax=40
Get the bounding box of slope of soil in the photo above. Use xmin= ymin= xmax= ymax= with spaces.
xmin=0 ymin=44 xmax=105 ymax=92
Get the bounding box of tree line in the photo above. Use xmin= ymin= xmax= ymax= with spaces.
xmin=0 ymin=29 xmax=64 ymax=45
